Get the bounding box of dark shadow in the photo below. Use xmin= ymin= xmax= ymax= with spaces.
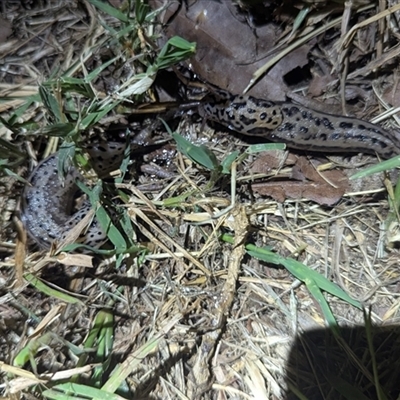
xmin=285 ymin=324 xmax=400 ymax=399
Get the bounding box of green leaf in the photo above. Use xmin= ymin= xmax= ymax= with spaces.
xmin=84 ymin=309 xmax=115 ymax=386
xmin=84 ymin=56 xmax=120 ymax=83
xmin=2 ymin=167 xmax=28 ymax=184
xmin=0 ymin=94 xmax=41 ymax=127
xmin=247 ymin=244 xmax=362 ymax=310
xmin=153 ymin=36 xmax=196 ymax=71
xmin=57 ymin=142 xmax=76 ymax=180
xmin=117 ymin=74 xmax=155 ymax=97
xmin=43 ymin=77 xmax=96 ymax=98
xmin=245 ymin=142 xmax=286 ymax=154
xmin=60 ymin=243 xmax=142 ymax=256
xmin=135 ymin=0 xmax=151 ymax=24
xmin=291 ymin=7 xmax=310 ymax=37
xmin=304 ymin=278 xmax=339 ymax=335
xmin=173 ymin=132 xmax=220 ymax=171
xmin=80 ymin=99 xmax=122 ymax=130
xmin=41 ymin=122 xmax=76 ymax=137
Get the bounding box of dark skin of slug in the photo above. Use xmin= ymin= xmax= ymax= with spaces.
xmin=199 ymin=91 xmax=400 ymax=159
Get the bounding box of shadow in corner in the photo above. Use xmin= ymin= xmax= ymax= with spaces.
xmin=284 ymin=324 xmax=400 ymax=399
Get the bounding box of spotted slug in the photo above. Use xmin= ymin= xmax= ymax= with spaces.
xmin=22 ymin=91 xmax=400 ymax=250
xmin=21 ymin=141 xmax=126 ymax=249
xmin=199 ymin=91 xmax=400 ymax=159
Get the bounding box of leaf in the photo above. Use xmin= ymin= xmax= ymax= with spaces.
xmin=172 ymin=132 xmax=220 ymax=171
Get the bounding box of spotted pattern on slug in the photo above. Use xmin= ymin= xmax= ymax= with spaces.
xmin=200 ymin=93 xmax=400 ymax=159
xmin=21 ymin=142 xmax=126 ymax=249
xmin=201 ymin=94 xmax=283 ymax=133
xmin=86 ymin=142 xmax=126 ymax=176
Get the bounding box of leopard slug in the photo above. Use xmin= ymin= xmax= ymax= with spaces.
xmin=22 ymin=91 xmax=400 ymax=250
xmin=200 ymin=91 xmax=400 ymax=159
xmin=21 ymin=142 xmax=126 ymax=249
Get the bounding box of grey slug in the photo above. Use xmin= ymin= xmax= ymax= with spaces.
xmin=199 ymin=90 xmax=400 ymax=159
xmin=21 ymin=141 xmax=126 ymax=249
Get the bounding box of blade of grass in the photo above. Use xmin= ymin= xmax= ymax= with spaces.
xmin=24 ymin=274 xmax=84 ymax=305
xmin=88 ymin=0 xmax=130 ymax=23
xmin=43 ymin=382 xmax=126 ymax=400
xmin=101 ymin=314 xmax=182 ymax=393
xmin=13 ymin=332 xmax=53 ymax=369
xmin=350 ymin=156 xmax=400 ymax=179
xmin=75 ymin=180 xmax=128 ymax=251
xmin=221 ymin=234 xmax=362 ymax=318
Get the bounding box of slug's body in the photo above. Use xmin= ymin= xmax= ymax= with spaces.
xmin=200 ymin=92 xmax=400 ymax=159
xmin=22 ymin=90 xmax=400 ymax=249
xmin=21 ymin=142 xmax=126 ymax=249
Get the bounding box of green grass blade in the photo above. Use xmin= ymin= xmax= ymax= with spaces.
xmin=221 ymin=150 xmax=240 ymax=174
xmin=24 ymin=274 xmax=84 ymax=305
xmin=221 ymin=234 xmax=362 ymax=312
xmin=101 ymin=334 xmax=162 ymax=393
xmin=88 ymin=0 xmax=130 ymax=22
xmin=76 ymin=180 xmax=128 ymax=251
xmin=13 ymin=332 xmax=53 ymax=368
xmin=304 ymin=278 xmax=339 ymax=334
xmin=282 ymin=258 xmax=362 ymax=309
xmin=2 ymin=94 xmax=41 ymax=126
xmin=351 ymin=156 xmax=400 ymax=179
xmin=39 ymin=85 xmax=63 ymax=122
xmin=245 ymin=142 xmax=286 ymax=154
xmin=43 ymin=382 xmax=126 ymax=400
xmin=152 ymin=36 xmax=196 ymax=71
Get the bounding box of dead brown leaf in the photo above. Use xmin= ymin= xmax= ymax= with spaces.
xmin=150 ymin=0 xmax=310 ymax=99
xmin=308 ymin=74 xmax=336 ymax=97
xmin=251 ymin=156 xmax=349 ymax=205
xmin=249 ymin=151 xmax=296 ymax=174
